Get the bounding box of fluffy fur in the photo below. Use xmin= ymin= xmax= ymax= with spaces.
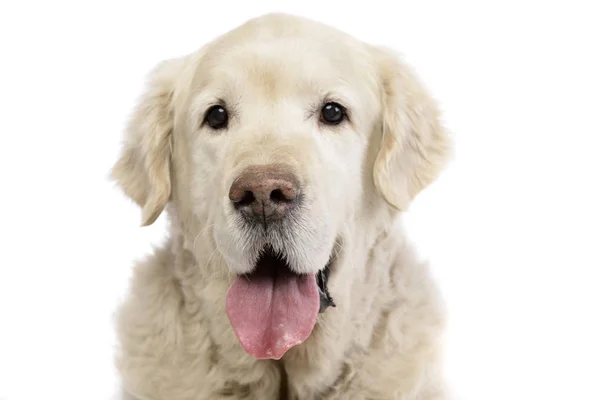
xmin=112 ymin=13 xmax=452 ymax=400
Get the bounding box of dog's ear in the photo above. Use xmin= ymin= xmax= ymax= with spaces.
xmin=111 ymin=58 xmax=183 ymax=226
xmin=372 ymin=48 xmax=451 ymax=211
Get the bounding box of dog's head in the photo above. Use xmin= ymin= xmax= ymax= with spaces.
xmin=111 ymin=13 xmax=450 ymax=360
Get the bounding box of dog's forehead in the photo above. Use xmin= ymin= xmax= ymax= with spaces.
xmin=191 ymin=23 xmax=378 ymax=103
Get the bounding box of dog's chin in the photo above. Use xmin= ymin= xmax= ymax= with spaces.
xmin=224 ymin=244 xmax=336 ymax=360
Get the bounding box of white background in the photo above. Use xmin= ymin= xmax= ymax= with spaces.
xmin=1 ymin=1 xmax=599 ymax=399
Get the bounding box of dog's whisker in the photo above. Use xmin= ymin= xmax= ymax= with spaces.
xmin=202 ymin=245 xmax=220 ymax=272
xmin=193 ymin=223 xmax=215 ymax=252
xmin=210 ymin=238 xmax=236 ymax=278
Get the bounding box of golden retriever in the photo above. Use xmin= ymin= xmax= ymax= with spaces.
xmin=111 ymin=13 xmax=451 ymax=400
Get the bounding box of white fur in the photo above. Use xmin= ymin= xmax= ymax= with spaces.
xmin=111 ymin=13 xmax=452 ymax=399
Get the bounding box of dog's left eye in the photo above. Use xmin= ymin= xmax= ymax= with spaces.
xmin=320 ymin=102 xmax=346 ymax=125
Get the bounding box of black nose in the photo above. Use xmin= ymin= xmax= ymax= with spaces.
xmin=229 ymin=165 xmax=300 ymax=225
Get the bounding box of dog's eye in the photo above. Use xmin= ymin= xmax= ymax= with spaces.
xmin=204 ymin=105 xmax=228 ymax=130
xmin=320 ymin=102 xmax=346 ymax=125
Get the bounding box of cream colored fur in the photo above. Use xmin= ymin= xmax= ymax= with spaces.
xmin=111 ymin=13 xmax=452 ymax=400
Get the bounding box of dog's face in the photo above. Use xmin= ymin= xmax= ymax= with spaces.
xmin=188 ymin=26 xmax=382 ymax=278
xmin=112 ymin=14 xmax=450 ymax=360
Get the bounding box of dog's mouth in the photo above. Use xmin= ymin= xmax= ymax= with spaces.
xmin=225 ymin=246 xmax=335 ymax=360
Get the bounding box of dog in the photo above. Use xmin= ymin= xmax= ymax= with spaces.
xmin=111 ymin=13 xmax=451 ymax=400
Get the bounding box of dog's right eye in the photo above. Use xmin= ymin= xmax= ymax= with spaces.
xmin=204 ymin=105 xmax=229 ymax=130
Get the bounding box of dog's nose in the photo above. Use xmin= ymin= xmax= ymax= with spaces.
xmin=229 ymin=165 xmax=300 ymax=224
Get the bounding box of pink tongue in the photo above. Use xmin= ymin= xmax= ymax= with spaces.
xmin=225 ymin=268 xmax=320 ymax=359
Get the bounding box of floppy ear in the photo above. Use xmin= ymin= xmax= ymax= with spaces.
xmin=111 ymin=58 xmax=182 ymax=226
xmin=372 ymin=48 xmax=451 ymax=211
